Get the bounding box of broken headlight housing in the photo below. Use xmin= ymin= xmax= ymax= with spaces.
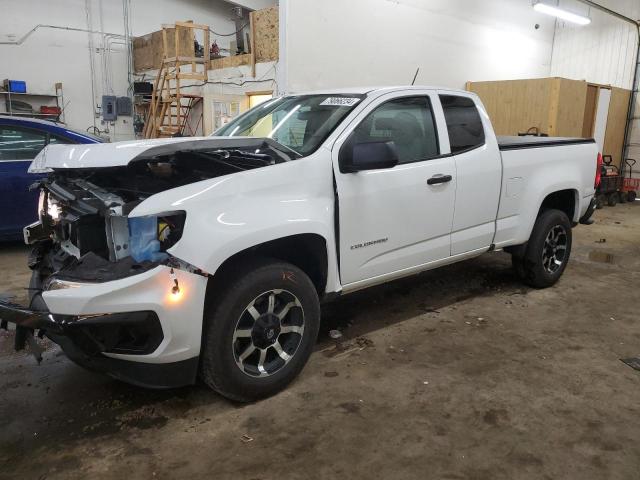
xmin=128 ymin=211 xmax=186 ymax=263
xmin=37 ymin=190 xmax=60 ymax=222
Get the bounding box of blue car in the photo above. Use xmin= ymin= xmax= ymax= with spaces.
xmin=0 ymin=116 xmax=103 ymax=241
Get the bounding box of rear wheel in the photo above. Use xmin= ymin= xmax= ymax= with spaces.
xmin=200 ymin=259 xmax=320 ymax=402
xmin=595 ymin=194 xmax=606 ymax=209
xmin=607 ymin=193 xmax=618 ymax=207
xmin=512 ymin=209 xmax=572 ymax=288
xmin=628 ymin=191 xmax=637 ymax=202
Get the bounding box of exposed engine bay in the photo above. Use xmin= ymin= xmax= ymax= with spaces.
xmin=25 ymin=138 xmax=295 ymax=283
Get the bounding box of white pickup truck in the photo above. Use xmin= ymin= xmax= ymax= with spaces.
xmin=0 ymin=86 xmax=600 ymax=401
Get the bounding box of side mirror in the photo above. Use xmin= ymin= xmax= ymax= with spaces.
xmin=339 ymin=141 xmax=399 ymax=173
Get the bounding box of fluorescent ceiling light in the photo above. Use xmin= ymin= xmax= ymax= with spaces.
xmin=533 ymin=2 xmax=591 ymax=25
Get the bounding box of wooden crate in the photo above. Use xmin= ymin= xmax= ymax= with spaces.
xmin=466 ymin=77 xmax=631 ymax=167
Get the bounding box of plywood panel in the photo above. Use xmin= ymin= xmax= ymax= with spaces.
xmin=252 ymin=6 xmax=279 ymax=63
xmin=210 ymin=53 xmax=252 ymax=70
xmin=467 ymin=78 xmax=554 ymax=136
xmin=133 ymin=27 xmax=195 ymax=72
xmin=554 ymin=78 xmax=587 ymax=137
xmin=603 ymin=86 xmax=631 ymax=167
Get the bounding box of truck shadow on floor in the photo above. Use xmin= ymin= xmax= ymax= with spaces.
xmin=318 ymin=251 xmax=524 ymax=344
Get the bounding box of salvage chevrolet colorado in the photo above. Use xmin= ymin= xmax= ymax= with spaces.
xmin=0 ymin=87 xmax=600 ymax=401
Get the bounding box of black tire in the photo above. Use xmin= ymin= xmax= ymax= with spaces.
xmin=512 ymin=209 xmax=572 ymax=288
xmin=595 ymin=194 xmax=606 ymax=209
xmin=607 ymin=193 xmax=618 ymax=207
xmin=200 ymin=258 xmax=320 ymax=402
xmin=628 ymin=191 xmax=637 ymax=202
xmin=619 ymin=192 xmax=628 ymax=204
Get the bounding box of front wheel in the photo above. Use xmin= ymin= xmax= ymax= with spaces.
xmin=512 ymin=209 xmax=572 ymax=288
xmin=200 ymin=259 xmax=320 ymax=402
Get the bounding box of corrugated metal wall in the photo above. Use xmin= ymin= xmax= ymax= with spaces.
xmin=550 ymin=0 xmax=638 ymax=89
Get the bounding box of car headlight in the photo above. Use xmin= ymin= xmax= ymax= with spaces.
xmin=37 ymin=190 xmax=60 ymax=222
xmin=128 ymin=211 xmax=186 ymax=263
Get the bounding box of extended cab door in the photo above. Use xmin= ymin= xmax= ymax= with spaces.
xmin=332 ymin=92 xmax=456 ymax=289
xmin=438 ymin=93 xmax=502 ymax=255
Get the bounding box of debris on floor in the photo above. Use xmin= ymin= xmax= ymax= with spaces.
xmin=620 ymin=358 xmax=640 ymax=372
xmin=329 ymin=329 xmax=343 ymax=339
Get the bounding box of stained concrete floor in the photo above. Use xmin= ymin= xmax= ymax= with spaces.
xmin=0 ymin=203 xmax=639 ymax=480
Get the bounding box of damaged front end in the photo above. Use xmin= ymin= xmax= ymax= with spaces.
xmin=0 ymin=138 xmax=292 ymax=385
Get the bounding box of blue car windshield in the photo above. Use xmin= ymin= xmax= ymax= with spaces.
xmin=215 ymin=94 xmax=364 ymax=156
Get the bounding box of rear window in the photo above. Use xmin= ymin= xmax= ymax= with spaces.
xmin=440 ymin=95 xmax=485 ymax=154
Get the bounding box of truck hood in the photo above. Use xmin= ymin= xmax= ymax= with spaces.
xmin=29 ymin=136 xmax=297 ymax=173
xmin=29 ymin=137 xmax=202 ymax=172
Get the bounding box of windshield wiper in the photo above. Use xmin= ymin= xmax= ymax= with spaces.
xmin=268 ymin=141 xmax=303 ymax=159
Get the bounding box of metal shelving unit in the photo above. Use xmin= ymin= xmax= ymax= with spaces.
xmin=0 ymin=83 xmax=65 ymax=123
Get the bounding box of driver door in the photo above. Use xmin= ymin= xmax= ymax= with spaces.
xmin=332 ymin=92 xmax=456 ymax=289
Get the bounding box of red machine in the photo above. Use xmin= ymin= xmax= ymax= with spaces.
xmin=595 ymin=156 xmax=637 ymax=208
xmin=621 ymin=159 xmax=638 ymax=203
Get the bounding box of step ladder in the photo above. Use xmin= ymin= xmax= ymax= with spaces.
xmin=144 ymin=21 xmax=209 ymax=139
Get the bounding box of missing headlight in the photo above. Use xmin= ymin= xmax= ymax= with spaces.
xmin=128 ymin=211 xmax=186 ymax=262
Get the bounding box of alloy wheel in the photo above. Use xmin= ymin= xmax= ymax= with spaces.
xmin=541 ymin=225 xmax=568 ymax=274
xmin=232 ymin=289 xmax=305 ymax=377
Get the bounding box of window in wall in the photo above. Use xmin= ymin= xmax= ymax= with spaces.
xmin=213 ymin=101 xmax=241 ymax=130
xmin=439 ymin=95 xmax=485 ymax=154
xmin=348 ymin=96 xmax=439 ymax=164
xmin=248 ymin=93 xmax=273 ymax=109
xmin=0 ymin=127 xmax=47 ymax=160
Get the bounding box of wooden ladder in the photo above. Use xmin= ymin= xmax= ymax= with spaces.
xmin=144 ymin=21 xmax=209 ymax=139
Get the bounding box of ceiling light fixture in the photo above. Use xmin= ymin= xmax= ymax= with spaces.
xmin=533 ymin=2 xmax=591 ymax=25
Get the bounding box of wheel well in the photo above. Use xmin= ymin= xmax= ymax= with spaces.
xmin=209 ymin=234 xmax=329 ymax=296
xmin=539 ymin=189 xmax=576 ymax=221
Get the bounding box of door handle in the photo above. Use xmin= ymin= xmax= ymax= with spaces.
xmin=427 ymin=174 xmax=452 ymax=185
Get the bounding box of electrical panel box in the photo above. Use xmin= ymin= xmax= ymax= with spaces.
xmin=116 ymin=96 xmax=132 ymax=116
xmin=101 ymin=95 xmax=117 ymax=121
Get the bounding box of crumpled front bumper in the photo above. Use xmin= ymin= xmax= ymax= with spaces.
xmin=0 ymin=300 xmax=60 ymax=333
xmin=0 ymin=265 xmax=208 ymax=388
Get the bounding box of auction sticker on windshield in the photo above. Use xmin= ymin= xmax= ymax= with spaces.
xmin=320 ymin=97 xmax=361 ymax=107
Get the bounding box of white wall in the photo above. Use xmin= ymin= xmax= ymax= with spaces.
xmin=283 ymin=0 xmax=557 ymax=93
xmin=0 ymin=0 xmax=240 ymax=140
xmin=203 ymin=61 xmax=278 ymax=134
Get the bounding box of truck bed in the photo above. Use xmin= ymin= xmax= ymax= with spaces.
xmin=498 ymin=136 xmax=596 ymax=151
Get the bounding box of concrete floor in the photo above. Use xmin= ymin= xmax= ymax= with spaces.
xmin=1 ymin=203 xmax=639 ymax=480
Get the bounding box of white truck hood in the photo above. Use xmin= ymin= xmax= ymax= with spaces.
xmin=29 ymin=137 xmax=206 ymax=172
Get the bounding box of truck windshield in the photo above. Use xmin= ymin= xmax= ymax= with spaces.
xmin=215 ymin=94 xmax=364 ymax=157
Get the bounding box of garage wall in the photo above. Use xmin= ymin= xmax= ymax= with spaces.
xmin=549 ymin=0 xmax=640 ymax=166
xmin=550 ymin=0 xmax=639 ymax=90
xmin=282 ymin=0 xmax=557 ymax=93
xmin=0 ymin=0 xmax=239 ymax=140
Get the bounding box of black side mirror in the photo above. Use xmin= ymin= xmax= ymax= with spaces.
xmin=339 ymin=140 xmax=399 ymax=173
